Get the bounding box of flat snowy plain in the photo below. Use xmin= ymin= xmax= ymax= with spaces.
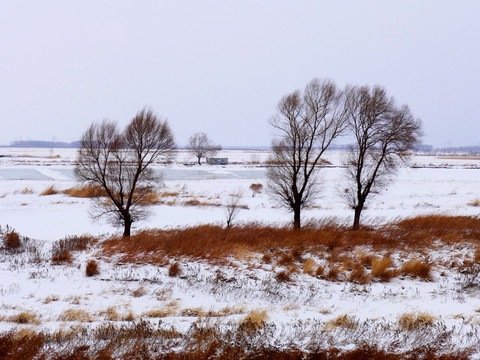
xmin=1 ymin=147 xmax=480 ymax=357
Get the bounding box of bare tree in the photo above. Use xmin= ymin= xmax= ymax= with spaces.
xmin=74 ymin=108 xmax=175 ymax=237
xmin=267 ymin=78 xmax=348 ymax=229
xmin=187 ymin=132 xmax=222 ymax=165
xmin=225 ymin=190 xmax=244 ymax=227
xmin=342 ymin=85 xmax=422 ymax=230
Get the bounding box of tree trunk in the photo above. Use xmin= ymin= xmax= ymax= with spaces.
xmin=197 ymin=156 xmax=202 ymax=165
xmin=352 ymin=203 xmax=364 ymax=230
xmin=123 ymin=214 xmax=132 ymax=237
xmin=293 ymin=204 xmax=301 ymax=229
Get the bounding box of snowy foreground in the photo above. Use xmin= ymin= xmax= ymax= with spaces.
xmin=1 ymin=148 xmax=480 ymax=357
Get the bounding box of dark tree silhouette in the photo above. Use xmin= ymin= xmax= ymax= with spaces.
xmin=267 ymin=78 xmax=347 ymax=229
xmin=342 ymin=85 xmax=422 ymax=230
xmin=74 ymin=108 xmax=175 ymax=237
xmin=187 ymin=132 xmax=221 ymax=165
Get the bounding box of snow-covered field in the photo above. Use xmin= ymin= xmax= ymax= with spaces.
xmin=1 ymin=148 xmax=480 ymax=357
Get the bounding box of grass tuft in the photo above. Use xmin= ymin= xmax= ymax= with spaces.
xmin=303 ymin=258 xmax=317 ymax=275
xmin=40 ymin=185 xmax=59 ymax=196
xmin=85 ymin=259 xmax=100 ymax=277
xmin=9 ymin=312 xmax=39 ymax=324
xmin=168 ymin=262 xmax=182 ymax=277
xmin=58 ymin=309 xmax=93 ymax=322
xmin=400 ymin=259 xmax=432 ymax=281
xmin=62 ymin=185 xmax=107 ymax=198
xmin=276 ymin=270 xmax=291 ymax=282
xmin=371 ymin=257 xmax=395 ymax=281
xmin=326 ymin=314 xmax=358 ymax=330
xmin=241 ymin=309 xmax=268 ymax=330
xmin=398 ymin=313 xmax=437 ymax=330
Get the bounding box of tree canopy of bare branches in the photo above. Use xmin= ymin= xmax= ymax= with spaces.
xmin=74 ymin=108 xmax=175 ymax=237
xmin=187 ymin=132 xmax=221 ymax=165
xmin=342 ymin=85 xmax=422 ymax=230
xmin=267 ymin=78 xmax=348 ymax=229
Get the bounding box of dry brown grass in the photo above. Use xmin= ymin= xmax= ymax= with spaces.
xmin=315 ymin=265 xmax=325 ymax=277
xmin=168 ymin=262 xmax=182 ymax=277
xmin=303 ymin=258 xmax=317 ymax=275
xmin=278 ymin=252 xmax=294 ymax=266
xmin=371 ymin=257 xmax=396 ymax=281
xmin=132 ymin=286 xmax=147 ymax=298
xmin=143 ymin=309 xmax=171 ymax=318
xmin=85 ymin=259 xmax=100 ymax=277
xmin=184 ymin=199 xmax=221 ymax=207
xmin=51 ymin=235 xmax=95 ymax=265
xmin=241 ymin=309 xmax=268 ymax=330
xmin=8 ymin=311 xmax=39 ymax=324
xmin=18 ymin=187 xmax=34 ymax=195
xmin=137 ymin=191 xmax=162 ymax=205
xmin=58 ymin=309 xmax=93 ymax=322
xmin=3 ymin=230 xmax=21 ymax=250
xmin=325 ymin=314 xmax=358 ymax=330
xmin=43 ymin=295 xmax=59 ymax=304
xmin=99 ymin=306 xmax=120 ymax=321
xmin=474 ymin=248 xmax=480 ymax=263
xmin=400 ymin=259 xmax=432 ymax=281
xmin=276 ymin=270 xmax=291 ymax=282
xmin=0 ymin=321 xmax=473 ymax=359
xmin=357 ymin=251 xmax=377 ymax=268
xmin=99 ymin=216 xmax=480 ymax=267
xmin=349 ymin=263 xmax=370 ymax=284
xmin=62 ymin=185 xmax=107 ymax=198
xmin=398 ymin=313 xmax=437 ymax=330
xmin=392 ymin=215 xmax=480 ymax=246
xmin=467 ymin=199 xmax=480 ymax=207
xmin=160 ymin=191 xmax=180 ymax=197
xmin=39 ymin=185 xmax=59 ymax=196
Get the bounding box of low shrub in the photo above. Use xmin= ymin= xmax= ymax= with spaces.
xmin=168 ymin=262 xmax=182 ymax=277
xmin=326 ymin=314 xmax=358 ymax=330
xmin=261 ymin=253 xmax=272 ymax=263
xmin=85 ymin=260 xmax=100 ymax=277
xmin=51 ymin=235 xmax=95 ymax=265
xmin=4 ymin=230 xmax=21 ymax=251
xmin=249 ymin=183 xmax=263 ymax=197
xmin=276 ymin=270 xmax=291 ymax=282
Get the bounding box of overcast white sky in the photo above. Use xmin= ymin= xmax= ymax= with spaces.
xmin=0 ymin=1 xmax=479 ymax=147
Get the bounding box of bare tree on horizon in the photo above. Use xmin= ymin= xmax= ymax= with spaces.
xmin=187 ymin=132 xmax=222 ymax=165
xmin=342 ymin=85 xmax=422 ymax=230
xmin=74 ymin=108 xmax=175 ymax=237
xmin=267 ymin=78 xmax=348 ymax=229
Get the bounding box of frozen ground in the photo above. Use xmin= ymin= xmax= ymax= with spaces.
xmin=1 ymin=148 xmax=480 ymax=356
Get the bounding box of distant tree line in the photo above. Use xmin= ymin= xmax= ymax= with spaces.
xmin=9 ymin=140 xmax=81 ymax=148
